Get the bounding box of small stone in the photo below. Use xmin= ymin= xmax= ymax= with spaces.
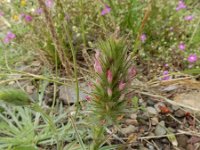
xmin=154 ymin=121 xmax=166 ymax=136
xmin=146 ymin=143 xmax=155 ymax=150
xmin=59 ymin=83 xmax=89 ymax=104
xmin=26 ymin=85 xmax=35 ymax=94
xmin=174 ymin=109 xmax=185 ymax=118
xmin=154 ymin=102 xmax=166 ymax=113
xmin=167 ymin=127 xmax=175 ymax=133
xmin=186 ymin=144 xmax=194 ymax=150
xmin=125 ymin=119 xmax=138 ymax=126
xmin=151 ymin=117 xmax=159 ymax=125
xmin=130 ymin=113 xmax=137 ymax=119
xmin=161 ymin=138 xmax=169 ymax=144
xmin=147 ymin=99 xmax=155 ymax=106
xmin=31 ymin=61 xmax=41 ymax=67
xmin=121 ymin=125 xmax=137 ymax=135
xmin=176 ymin=134 xmax=189 ymax=148
xmin=172 ymin=105 xmax=179 ymax=111
xmin=147 ymin=107 xmax=158 ymax=116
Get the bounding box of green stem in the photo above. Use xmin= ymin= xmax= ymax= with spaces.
xmin=79 ymin=0 xmax=87 ymax=47
xmin=69 ymin=116 xmax=86 ymax=150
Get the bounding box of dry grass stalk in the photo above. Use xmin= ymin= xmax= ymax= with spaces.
xmin=37 ymin=0 xmax=72 ymax=75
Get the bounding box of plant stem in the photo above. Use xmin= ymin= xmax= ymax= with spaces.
xmin=69 ymin=116 xmax=86 ymax=150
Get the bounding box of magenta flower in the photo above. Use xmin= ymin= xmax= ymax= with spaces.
xmin=25 ymin=15 xmax=33 ymax=22
xmin=107 ymin=69 xmax=113 ymax=83
xmin=45 ymin=0 xmax=54 ymax=8
xmin=94 ymin=59 xmax=102 ymax=74
xmin=3 ymin=31 xmax=16 ymax=44
xmin=179 ymin=42 xmax=185 ymax=51
xmin=107 ymin=88 xmax=112 ymax=97
xmin=188 ymin=54 xmax=198 ymax=63
xmin=101 ymin=5 xmax=111 ymax=16
xmin=35 ymin=8 xmax=43 ymax=15
xmin=119 ymin=81 xmax=126 ymax=91
xmin=140 ymin=33 xmax=146 ymax=43
xmin=162 ymin=71 xmax=170 ymax=80
xmin=176 ymin=0 xmax=186 ymax=11
xmin=184 ymin=15 xmax=193 ymax=21
xmin=128 ymin=66 xmax=137 ymax=79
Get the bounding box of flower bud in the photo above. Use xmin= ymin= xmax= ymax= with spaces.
xmin=94 ymin=59 xmax=102 ymax=74
xmin=107 ymin=88 xmax=112 ymax=97
xmin=107 ymin=69 xmax=113 ymax=83
xmin=119 ymin=81 xmax=126 ymax=91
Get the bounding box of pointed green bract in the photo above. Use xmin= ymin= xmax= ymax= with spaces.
xmin=0 ymin=89 xmax=32 ymax=106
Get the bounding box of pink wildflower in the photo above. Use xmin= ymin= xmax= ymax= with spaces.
xmin=184 ymin=15 xmax=193 ymax=21
xmin=107 ymin=88 xmax=112 ymax=97
xmin=179 ymin=42 xmax=185 ymax=51
xmin=101 ymin=5 xmax=111 ymax=16
xmin=176 ymin=0 xmax=186 ymax=11
xmin=3 ymin=31 xmax=16 ymax=44
xmin=25 ymin=15 xmax=32 ymax=22
xmin=187 ymin=54 xmax=198 ymax=63
xmin=140 ymin=33 xmax=147 ymax=43
xmin=35 ymin=8 xmax=43 ymax=15
xmin=119 ymin=81 xmax=126 ymax=91
xmin=164 ymin=64 xmax=169 ymax=67
xmin=45 ymin=0 xmax=54 ymax=8
xmin=107 ymin=69 xmax=113 ymax=83
xmin=94 ymin=59 xmax=102 ymax=74
xmin=162 ymin=71 xmax=170 ymax=80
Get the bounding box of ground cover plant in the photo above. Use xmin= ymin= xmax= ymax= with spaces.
xmin=0 ymin=0 xmax=200 ymax=149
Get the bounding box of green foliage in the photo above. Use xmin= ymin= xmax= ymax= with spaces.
xmin=0 ymin=103 xmax=76 ymax=150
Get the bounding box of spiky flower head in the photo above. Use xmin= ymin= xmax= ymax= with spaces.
xmin=0 ymin=89 xmax=32 ymax=106
xmin=89 ymin=38 xmax=136 ymax=125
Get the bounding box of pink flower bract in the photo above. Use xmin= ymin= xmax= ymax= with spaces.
xmin=119 ymin=81 xmax=126 ymax=91
xmin=188 ymin=54 xmax=198 ymax=63
xmin=107 ymin=69 xmax=113 ymax=84
xmin=94 ymin=59 xmax=102 ymax=74
xmin=107 ymin=88 xmax=112 ymax=97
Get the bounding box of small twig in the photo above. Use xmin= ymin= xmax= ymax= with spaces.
xmin=136 ymin=91 xmax=200 ymax=112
